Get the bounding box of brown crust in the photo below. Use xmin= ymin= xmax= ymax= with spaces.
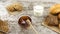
xmin=6 ymin=3 xmax=23 ymax=12
xmin=0 ymin=20 xmax=9 ymax=32
xmin=50 ymin=4 xmax=60 ymax=14
xmin=45 ymin=14 xmax=58 ymax=26
xmin=59 ymin=24 xmax=60 ymax=29
xmin=58 ymin=14 xmax=60 ymax=19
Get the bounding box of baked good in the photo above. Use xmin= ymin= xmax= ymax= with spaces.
xmin=59 ymin=24 xmax=60 ymax=29
xmin=18 ymin=16 xmax=32 ymax=29
xmin=45 ymin=14 xmax=58 ymax=26
xmin=0 ymin=20 xmax=9 ymax=33
xmin=0 ymin=32 xmax=6 ymax=34
xmin=6 ymin=5 xmax=14 ymax=12
xmin=7 ymin=6 xmax=15 ymax=12
xmin=0 ymin=32 xmax=4 ymax=34
xmin=13 ymin=3 xmax=23 ymax=11
xmin=6 ymin=3 xmax=23 ymax=12
xmin=50 ymin=4 xmax=60 ymax=14
xmin=58 ymin=14 xmax=60 ymax=19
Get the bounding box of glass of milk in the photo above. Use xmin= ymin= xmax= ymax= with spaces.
xmin=33 ymin=5 xmax=44 ymax=16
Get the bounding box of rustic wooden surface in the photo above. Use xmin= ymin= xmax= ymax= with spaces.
xmin=42 ymin=22 xmax=60 ymax=34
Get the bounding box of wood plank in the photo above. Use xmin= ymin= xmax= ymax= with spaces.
xmin=42 ymin=22 xmax=60 ymax=33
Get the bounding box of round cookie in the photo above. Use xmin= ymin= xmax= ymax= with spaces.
xmin=13 ymin=3 xmax=23 ymax=11
xmin=6 ymin=3 xmax=23 ymax=12
xmin=6 ymin=5 xmax=14 ymax=12
xmin=0 ymin=20 xmax=9 ymax=33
